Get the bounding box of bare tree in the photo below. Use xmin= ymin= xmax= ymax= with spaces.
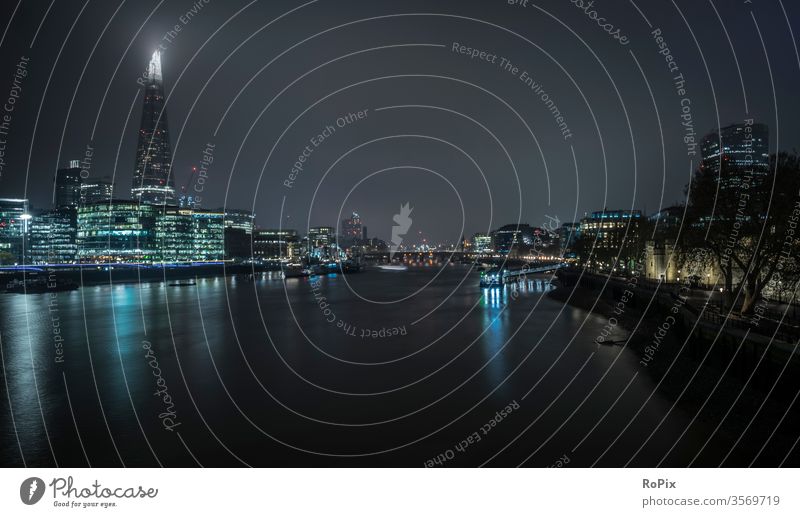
xmin=682 ymin=152 xmax=800 ymax=314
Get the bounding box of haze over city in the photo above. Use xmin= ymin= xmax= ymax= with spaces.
xmin=1 ymin=0 xmax=800 ymax=484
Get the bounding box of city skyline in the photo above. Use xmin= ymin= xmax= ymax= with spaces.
xmin=9 ymin=112 xmax=781 ymax=255
xmin=2 ymin=0 xmax=800 ymax=477
xmin=1 ymin=1 xmax=798 ymax=246
xmin=0 ymin=114 xmax=782 ymax=267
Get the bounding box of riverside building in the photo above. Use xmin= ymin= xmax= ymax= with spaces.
xmin=77 ymin=201 xmax=223 ymax=264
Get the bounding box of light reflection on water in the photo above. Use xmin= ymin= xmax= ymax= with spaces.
xmin=0 ymin=268 xmax=729 ymax=467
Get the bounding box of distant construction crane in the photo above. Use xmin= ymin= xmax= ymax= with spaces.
xmin=178 ymin=166 xmax=198 ymax=208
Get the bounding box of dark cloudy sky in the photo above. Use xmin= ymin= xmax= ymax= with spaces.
xmin=0 ymin=0 xmax=798 ymax=244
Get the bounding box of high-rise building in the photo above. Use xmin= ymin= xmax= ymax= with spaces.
xmin=490 ymin=224 xmax=535 ymax=255
xmin=307 ymin=226 xmax=335 ymax=249
xmin=80 ymin=177 xmax=114 ymax=205
xmin=28 ymin=209 xmax=77 ymax=264
xmin=0 ymin=198 xmax=30 ymax=264
xmin=700 ymin=122 xmax=769 ymax=190
xmin=340 ymin=212 xmax=362 ymax=242
xmin=132 ymin=50 xmax=176 ymax=205
xmin=557 ymin=222 xmax=580 ymax=254
xmin=55 ymin=164 xmax=82 ymax=208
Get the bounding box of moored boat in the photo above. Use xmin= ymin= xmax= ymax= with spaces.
xmin=377 ymin=264 xmax=408 ymax=272
xmin=283 ymin=264 xmax=312 ymax=278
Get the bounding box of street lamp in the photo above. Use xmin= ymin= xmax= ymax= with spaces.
xmin=19 ymin=213 xmax=33 ymax=265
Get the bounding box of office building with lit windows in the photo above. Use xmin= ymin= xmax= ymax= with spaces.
xmin=471 ymin=233 xmax=491 ymax=253
xmin=222 ymin=208 xmax=255 ymax=235
xmin=221 ymin=210 xmax=254 ymax=263
xmin=253 ymin=229 xmax=298 ymax=261
xmin=700 ymin=122 xmax=769 ymax=190
xmin=77 ymin=201 xmax=159 ymax=263
xmin=490 ymin=224 xmax=535 ymax=256
xmin=579 ymin=209 xmax=642 ymax=268
xmin=29 ymin=209 xmax=78 ymax=264
xmin=557 ymin=223 xmax=579 ymax=254
xmin=156 ymin=207 xmax=195 ymax=263
xmin=78 ymin=201 xmax=224 ymax=263
xmin=191 ymin=210 xmax=224 ymax=262
xmin=307 ymin=226 xmax=335 ymax=249
xmin=80 ymin=177 xmax=114 ymax=205
xmin=0 ymin=198 xmax=30 ymax=264
xmin=340 ymin=212 xmax=362 ymax=244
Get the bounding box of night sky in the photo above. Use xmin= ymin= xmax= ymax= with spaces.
xmin=0 ymin=0 xmax=798 ymax=244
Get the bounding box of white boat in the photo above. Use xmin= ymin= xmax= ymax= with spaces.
xmin=377 ymin=264 xmax=408 ymax=272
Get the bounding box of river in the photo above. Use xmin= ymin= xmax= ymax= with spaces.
xmin=0 ymin=266 xmax=755 ymax=466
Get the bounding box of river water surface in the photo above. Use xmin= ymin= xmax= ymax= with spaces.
xmin=0 ymin=266 xmax=755 ymax=466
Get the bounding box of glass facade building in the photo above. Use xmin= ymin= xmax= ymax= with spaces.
xmin=78 ymin=202 xmax=224 ymax=264
xmin=29 ymin=209 xmax=78 ymax=264
xmin=55 ymin=165 xmax=82 ymax=209
xmin=222 ymin=208 xmax=255 ymax=235
xmin=80 ymin=177 xmax=114 ymax=205
xmin=340 ymin=212 xmax=362 ymax=241
xmin=490 ymin=224 xmax=535 ymax=255
xmin=700 ymin=122 xmax=769 ymax=190
xmin=0 ymin=198 xmax=29 ymax=264
xmin=191 ymin=210 xmax=224 ymax=262
xmin=156 ymin=207 xmax=195 ymax=263
xmin=77 ymin=201 xmax=159 ymax=263
xmin=131 ymin=50 xmax=176 ymax=205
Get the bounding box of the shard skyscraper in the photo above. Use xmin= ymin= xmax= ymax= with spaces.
xmin=131 ymin=50 xmax=176 ymax=205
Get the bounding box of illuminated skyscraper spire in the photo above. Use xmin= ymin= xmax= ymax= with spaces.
xmin=131 ymin=49 xmax=175 ymax=205
xmin=147 ymin=50 xmax=162 ymax=82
